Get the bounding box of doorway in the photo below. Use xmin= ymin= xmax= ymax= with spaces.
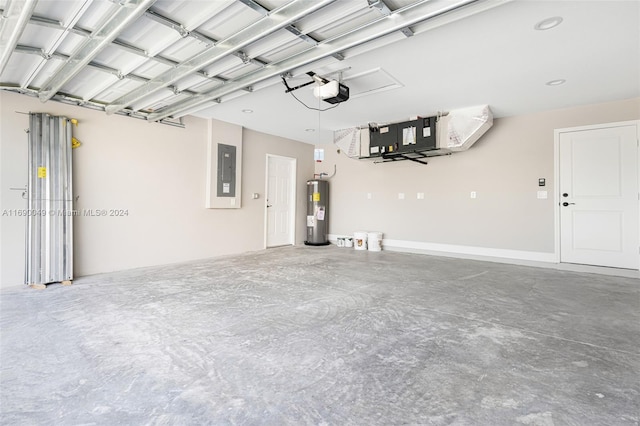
xmin=556 ymin=121 xmax=639 ymax=269
xmin=265 ymin=154 xmax=297 ymax=248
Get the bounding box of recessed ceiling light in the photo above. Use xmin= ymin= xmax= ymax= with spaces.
xmin=546 ymin=79 xmax=566 ymax=86
xmin=534 ymin=16 xmax=563 ymax=31
xmin=242 ymin=109 xmax=253 ymax=113
xmin=305 ymin=128 xmax=316 ymax=132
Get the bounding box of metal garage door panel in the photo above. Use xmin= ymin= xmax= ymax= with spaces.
xmin=92 ymin=45 xmax=148 ymax=75
xmin=17 ymin=25 xmax=63 ymax=50
xmin=117 ymin=17 xmax=179 ymax=56
xmin=28 ymin=58 xmax=66 ymax=89
xmin=132 ymin=60 xmax=173 ymax=80
xmin=0 ymin=53 xmax=41 ymax=86
xmin=198 ymin=2 xmax=263 ymax=41
xmin=54 ymin=32 xmax=89 ymax=57
xmin=218 ymin=62 xmax=262 ymax=80
xmin=152 ymin=0 xmax=235 ymax=31
xmin=136 ymin=91 xmax=191 ymax=113
xmin=60 ymin=67 xmax=117 ymax=100
xmin=160 ymin=37 xmax=211 ymax=63
xmin=202 ymin=56 xmax=244 ymax=79
xmin=173 ymin=73 xmax=211 ymax=91
xmin=295 ymin=0 xmax=369 ymax=34
xmin=309 ymin=7 xmax=382 ymax=40
xmin=95 ymin=78 xmax=146 ymax=103
xmin=74 ymin=1 xmax=119 ymax=31
xmin=242 ymin=29 xmax=300 ymax=59
xmin=188 ymin=79 xmax=223 ymax=93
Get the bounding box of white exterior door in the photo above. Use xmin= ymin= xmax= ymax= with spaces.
xmin=265 ymin=155 xmax=296 ymax=248
xmin=558 ymin=123 xmax=639 ymax=269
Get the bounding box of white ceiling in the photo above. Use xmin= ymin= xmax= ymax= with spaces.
xmin=1 ymin=0 xmax=638 ymax=144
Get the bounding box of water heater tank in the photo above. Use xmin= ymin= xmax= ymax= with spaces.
xmin=304 ymin=179 xmax=330 ymax=246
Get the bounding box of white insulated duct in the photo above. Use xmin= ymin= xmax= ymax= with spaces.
xmin=334 ymin=105 xmax=493 ymax=159
xmin=439 ymin=104 xmax=493 ymax=151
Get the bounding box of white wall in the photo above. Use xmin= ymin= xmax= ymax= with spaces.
xmin=317 ymin=97 xmax=640 ymax=259
xmin=0 ymin=91 xmax=314 ymax=288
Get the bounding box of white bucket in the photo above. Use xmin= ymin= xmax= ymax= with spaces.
xmin=344 ymin=237 xmax=353 ymax=248
xmin=368 ymin=232 xmax=383 ymax=251
xmin=336 ymin=237 xmax=345 ymax=247
xmin=353 ymin=232 xmax=368 ymax=250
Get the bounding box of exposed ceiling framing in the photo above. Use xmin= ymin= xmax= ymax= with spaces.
xmin=0 ymin=0 xmax=505 ymax=124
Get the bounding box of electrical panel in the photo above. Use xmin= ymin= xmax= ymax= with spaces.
xmin=217 ymin=143 xmax=236 ymax=197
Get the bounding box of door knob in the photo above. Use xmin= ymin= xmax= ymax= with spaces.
xmin=562 ymin=193 xmax=569 ymax=197
xmin=562 ymin=202 xmax=575 ymax=207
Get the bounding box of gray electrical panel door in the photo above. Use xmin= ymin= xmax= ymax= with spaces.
xmin=217 ymin=143 xmax=236 ymax=197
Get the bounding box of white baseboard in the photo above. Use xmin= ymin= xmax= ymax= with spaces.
xmin=328 ymin=234 xmax=555 ymax=264
xmin=327 ymin=234 xmax=640 ymax=278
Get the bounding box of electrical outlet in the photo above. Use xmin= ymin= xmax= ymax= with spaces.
xmin=398 ymin=192 xmax=405 ymax=200
xmin=417 ymin=192 xmax=425 ymax=199
xmin=537 ymin=190 xmax=548 ymax=199
xmin=470 ymin=191 xmax=477 ymax=199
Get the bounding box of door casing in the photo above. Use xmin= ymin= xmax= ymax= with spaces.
xmin=554 ymin=120 xmax=640 ymax=269
xmin=264 ymin=154 xmax=297 ymax=248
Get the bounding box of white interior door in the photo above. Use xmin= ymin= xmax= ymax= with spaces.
xmin=265 ymin=155 xmax=296 ymax=248
xmin=559 ymin=123 xmax=639 ymax=269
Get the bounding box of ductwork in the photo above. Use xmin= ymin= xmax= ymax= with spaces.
xmin=333 ymin=104 xmax=493 ymax=162
xmin=438 ymin=104 xmax=493 ymax=151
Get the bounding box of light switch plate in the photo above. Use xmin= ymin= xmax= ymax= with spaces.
xmin=537 ymin=190 xmax=548 ymax=199
xmin=417 ymin=192 xmax=425 ymax=200
xmin=470 ymin=191 xmax=477 ymax=199
xmin=398 ymin=192 xmax=405 ymax=200
xmin=367 ymin=192 xmax=372 ymax=199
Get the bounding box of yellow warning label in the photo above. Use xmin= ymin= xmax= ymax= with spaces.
xmin=313 ymin=192 xmax=320 ymax=202
xmin=37 ymin=167 xmax=47 ymax=178
xmin=72 ymin=137 xmax=81 ymax=149
xmin=388 ymin=145 xmax=394 ymax=152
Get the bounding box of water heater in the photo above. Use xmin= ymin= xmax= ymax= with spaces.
xmin=304 ymin=179 xmax=330 ymax=246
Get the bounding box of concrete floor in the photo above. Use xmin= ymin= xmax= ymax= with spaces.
xmin=0 ymin=246 xmax=638 ymax=425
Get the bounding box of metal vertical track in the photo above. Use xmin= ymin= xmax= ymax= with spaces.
xmin=26 ymin=113 xmax=73 ymax=286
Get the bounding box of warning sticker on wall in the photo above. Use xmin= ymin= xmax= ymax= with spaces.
xmin=37 ymin=167 xmax=47 ymax=178
xmin=313 ymin=192 xmax=320 ymax=202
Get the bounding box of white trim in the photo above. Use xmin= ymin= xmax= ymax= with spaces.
xmin=265 ymin=154 xmax=297 ymax=248
xmin=553 ymin=130 xmax=561 ymax=263
xmin=554 ymin=120 xmax=640 ymax=271
xmin=553 ymin=120 xmax=640 ymax=135
xmin=328 ymin=234 xmax=555 ymax=263
xmin=327 ymin=234 xmax=639 ymax=278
